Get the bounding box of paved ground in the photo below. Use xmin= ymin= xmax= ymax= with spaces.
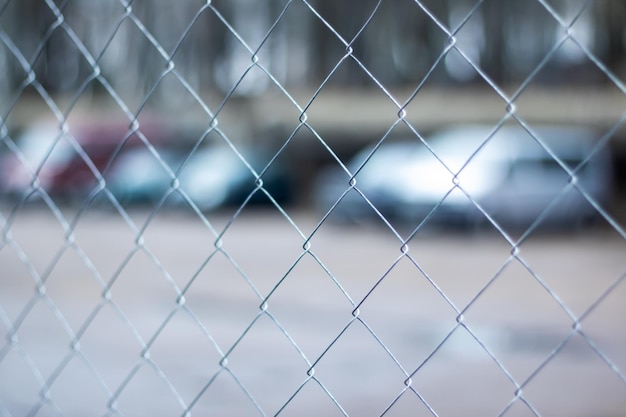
xmin=1 ymin=206 xmax=625 ymax=417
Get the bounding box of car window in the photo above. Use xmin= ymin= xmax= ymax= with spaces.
xmin=507 ymin=156 xmax=582 ymax=184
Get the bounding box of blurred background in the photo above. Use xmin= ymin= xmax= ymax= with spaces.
xmin=2 ymin=0 xmax=625 ymax=93
xmin=0 ymin=0 xmax=625 ymax=221
xmin=1 ymin=1 xmax=626 ymax=416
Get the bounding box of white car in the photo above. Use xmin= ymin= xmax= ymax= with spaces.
xmin=107 ymin=144 xmax=293 ymax=211
xmin=314 ymin=125 xmax=613 ymax=230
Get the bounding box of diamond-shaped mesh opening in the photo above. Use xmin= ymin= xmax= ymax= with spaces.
xmin=34 ymin=247 xmax=105 ymax=332
xmin=461 ymin=257 xmax=578 ymax=382
xmin=516 ymin=230 xmax=626 ymax=317
xmin=521 ymin=336 xmax=626 ymax=417
xmin=307 ymin=221 xmax=404 ymax=304
xmin=220 ymin=312 xmax=311 ymax=415
xmin=128 ymin=1 xmax=206 ymax=55
xmin=72 ymin=302 xmax=143 ymax=391
xmin=213 ymin=210 xmax=306 ymax=296
xmin=0 ymin=0 xmax=58 ymax=65
xmin=183 ymin=249 xmax=266 ymax=350
xmin=309 ymin=319 xmax=412 ymax=416
xmin=262 ymin=252 xmax=355 ymax=360
xmin=410 ymin=325 xmax=518 ymax=416
xmin=405 ymin=232 xmax=513 ymax=309
xmin=354 ymin=254 xmax=462 ymax=370
xmin=94 ymin=16 xmax=173 ymax=108
xmin=1 ymin=1 xmax=625 ymax=416
xmin=138 ymin=308 xmax=224 ymax=407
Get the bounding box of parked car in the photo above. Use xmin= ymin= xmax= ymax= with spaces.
xmin=313 ymin=125 xmax=613 ymax=230
xmin=106 ymin=144 xmax=293 ymax=210
xmin=104 ymin=146 xmax=186 ymax=205
xmin=0 ymin=118 xmax=172 ymax=201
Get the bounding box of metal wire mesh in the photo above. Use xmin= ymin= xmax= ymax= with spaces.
xmin=1 ymin=1 xmax=625 ymax=416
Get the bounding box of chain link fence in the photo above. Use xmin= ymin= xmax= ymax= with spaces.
xmin=1 ymin=1 xmax=626 ymax=416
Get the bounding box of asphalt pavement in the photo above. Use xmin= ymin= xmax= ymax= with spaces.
xmin=1 ymin=206 xmax=625 ymax=417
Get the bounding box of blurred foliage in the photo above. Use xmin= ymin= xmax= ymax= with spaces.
xmin=0 ymin=0 xmax=624 ymax=98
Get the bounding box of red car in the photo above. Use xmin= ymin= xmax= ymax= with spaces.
xmin=1 ymin=117 xmax=173 ymax=201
